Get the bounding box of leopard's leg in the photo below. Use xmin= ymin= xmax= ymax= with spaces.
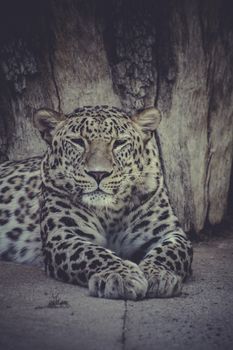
xmin=41 ymin=194 xmax=148 ymax=300
xmin=44 ymin=233 xmax=147 ymax=300
xmin=118 ymin=216 xmax=193 ymax=299
xmin=137 ymin=228 xmax=193 ymax=298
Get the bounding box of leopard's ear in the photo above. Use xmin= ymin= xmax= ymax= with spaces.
xmin=33 ymin=108 xmax=66 ymax=144
xmin=132 ymin=107 xmax=161 ymax=132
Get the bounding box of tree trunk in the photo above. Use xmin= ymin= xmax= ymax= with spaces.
xmin=0 ymin=0 xmax=232 ymax=234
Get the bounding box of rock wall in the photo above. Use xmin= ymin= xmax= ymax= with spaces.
xmin=0 ymin=0 xmax=232 ymax=233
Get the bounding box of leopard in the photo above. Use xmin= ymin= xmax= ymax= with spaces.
xmin=0 ymin=105 xmax=193 ymax=300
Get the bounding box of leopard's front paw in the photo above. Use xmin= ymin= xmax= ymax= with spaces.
xmin=139 ymin=263 xmax=182 ymax=298
xmin=88 ymin=260 xmax=148 ymax=300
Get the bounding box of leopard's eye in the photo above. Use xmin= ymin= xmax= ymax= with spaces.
xmin=113 ymin=139 xmax=128 ymax=149
xmin=69 ymin=138 xmax=85 ymax=148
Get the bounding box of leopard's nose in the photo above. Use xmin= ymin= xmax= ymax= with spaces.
xmin=85 ymin=170 xmax=112 ymax=184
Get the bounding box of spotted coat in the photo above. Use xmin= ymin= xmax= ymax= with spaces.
xmin=0 ymin=105 xmax=193 ymax=300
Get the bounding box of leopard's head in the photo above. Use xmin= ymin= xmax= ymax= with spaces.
xmin=34 ymin=105 xmax=161 ymax=209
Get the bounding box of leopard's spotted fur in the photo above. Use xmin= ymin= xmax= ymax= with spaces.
xmin=0 ymin=105 xmax=193 ymax=300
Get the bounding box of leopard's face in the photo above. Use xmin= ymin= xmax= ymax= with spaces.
xmin=36 ymin=106 xmax=161 ymax=209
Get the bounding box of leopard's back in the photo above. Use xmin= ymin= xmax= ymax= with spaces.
xmin=0 ymin=157 xmax=43 ymax=265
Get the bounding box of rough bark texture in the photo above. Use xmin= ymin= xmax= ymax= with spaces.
xmin=0 ymin=0 xmax=232 ymax=234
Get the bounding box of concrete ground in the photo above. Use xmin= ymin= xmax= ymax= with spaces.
xmin=0 ymin=234 xmax=233 ymax=350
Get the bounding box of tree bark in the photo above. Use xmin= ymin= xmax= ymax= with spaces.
xmin=0 ymin=0 xmax=232 ymax=234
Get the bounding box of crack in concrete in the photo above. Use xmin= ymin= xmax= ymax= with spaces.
xmin=121 ymin=300 xmax=128 ymax=350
